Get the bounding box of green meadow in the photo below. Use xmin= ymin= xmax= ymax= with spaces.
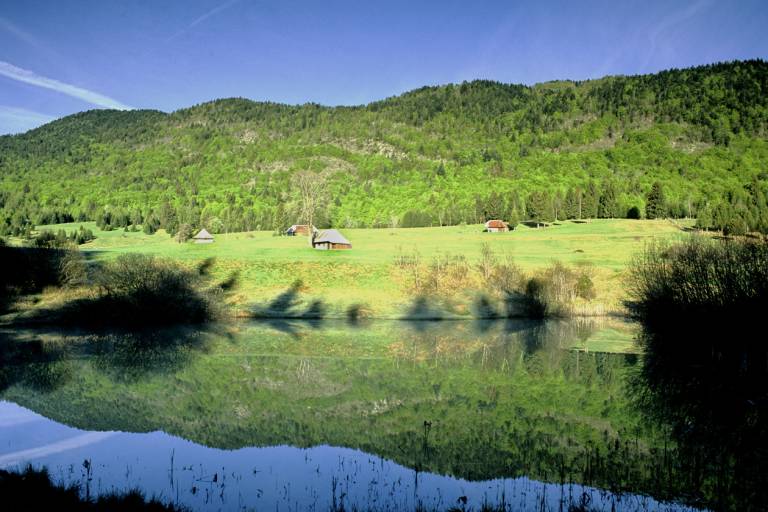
xmin=31 ymin=218 xmax=692 ymax=319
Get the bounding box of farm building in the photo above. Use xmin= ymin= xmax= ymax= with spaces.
xmin=286 ymin=224 xmax=315 ymax=236
xmin=484 ymin=220 xmax=510 ymax=232
xmin=192 ymin=228 xmax=214 ymax=244
xmin=312 ymin=229 xmax=352 ymax=250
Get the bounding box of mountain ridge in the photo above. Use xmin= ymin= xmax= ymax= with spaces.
xmin=1 ymin=59 xmax=767 ymax=236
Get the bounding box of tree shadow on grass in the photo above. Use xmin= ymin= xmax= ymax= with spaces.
xmin=250 ymin=279 xmax=328 ymax=323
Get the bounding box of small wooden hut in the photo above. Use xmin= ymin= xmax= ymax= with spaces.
xmin=286 ymin=224 xmax=315 ymax=236
xmin=192 ymin=228 xmax=214 ymax=244
xmin=484 ymin=220 xmax=510 ymax=232
xmin=312 ymin=229 xmax=352 ymax=250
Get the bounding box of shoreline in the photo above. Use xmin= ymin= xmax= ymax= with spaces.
xmin=1 ymin=308 xmax=632 ymax=330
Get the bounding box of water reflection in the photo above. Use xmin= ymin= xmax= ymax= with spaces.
xmin=631 ymin=317 xmax=768 ymax=512
xmin=0 ymin=402 xmax=696 ymax=512
xmin=0 ymin=318 xmax=720 ymax=511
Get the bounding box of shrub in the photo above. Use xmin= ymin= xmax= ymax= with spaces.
xmin=0 ymin=247 xmax=68 ymax=294
xmin=723 ymin=216 xmax=749 ymax=236
xmin=400 ymin=210 xmax=433 ymax=228
xmin=626 ymin=206 xmax=641 ymax=219
xmin=542 ymin=262 xmax=577 ymax=305
xmin=522 ymin=277 xmax=548 ymax=318
xmin=628 ymin=237 xmax=768 ymax=511
xmin=520 ymin=262 xmax=581 ymax=317
xmin=31 ymin=230 xmax=70 ymax=249
xmin=71 ymin=226 xmax=96 ymax=244
xmin=476 ymin=243 xmax=496 ymax=284
xmin=446 ymin=254 xmax=470 ymax=287
xmin=575 ymin=266 xmax=596 ymax=300
xmin=175 ymin=223 xmax=194 ymax=243
xmin=628 ymin=237 xmax=768 ymax=329
xmin=59 ymin=249 xmax=87 ymax=287
xmin=492 ymin=256 xmax=522 ymax=294
xmin=91 ymin=254 xmax=218 ymax=324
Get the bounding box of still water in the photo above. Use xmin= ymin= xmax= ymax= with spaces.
xmin=0 ymin=319 xmax=707 ymax=511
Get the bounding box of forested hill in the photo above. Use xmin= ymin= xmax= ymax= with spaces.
xmin=1 ymin=59 xmax=768 ymax=237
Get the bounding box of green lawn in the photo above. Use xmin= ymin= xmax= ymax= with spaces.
xmin=34 ymin=219 xmax=693 ymax=318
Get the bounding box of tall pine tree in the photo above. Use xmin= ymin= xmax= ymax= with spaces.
xmin=646 ymin=182 xmax=667 ymax=219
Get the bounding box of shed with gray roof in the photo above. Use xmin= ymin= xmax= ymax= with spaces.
xmin=192 ymin=228 xmax=214 ymax=244
xmin=312 ymin=229 xmax=352 ymax=250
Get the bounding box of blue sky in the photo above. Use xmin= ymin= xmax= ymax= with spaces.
xmin=1 ymin=0 xmax=767 ymax=134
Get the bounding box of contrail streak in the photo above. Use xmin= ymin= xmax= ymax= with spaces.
xmin=166 ymin=0 xmax=242 ymax=42
xmin=0 ymin=60 xmax=132 ymax=110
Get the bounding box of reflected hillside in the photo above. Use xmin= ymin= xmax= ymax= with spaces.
xmin=1 ymin=319 xmax=687 ymax=504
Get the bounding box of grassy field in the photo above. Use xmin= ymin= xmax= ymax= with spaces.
xmin=30 ymin=219 xmax=693 ymax=318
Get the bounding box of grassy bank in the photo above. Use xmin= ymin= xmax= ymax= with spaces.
xmin=0 ymin=466 xmax=186 ymax=511
xmin=9 ymin=219 xmax=692 ymax=320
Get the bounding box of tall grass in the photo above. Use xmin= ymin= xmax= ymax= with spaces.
xmin=395 ymin=246 xmax=596 ymax=318
xmin=0 ymin=466 xmax=187 ymax=511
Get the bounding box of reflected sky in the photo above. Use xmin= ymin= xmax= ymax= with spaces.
xmin=0 ymin=401 xmax=698 ymax=512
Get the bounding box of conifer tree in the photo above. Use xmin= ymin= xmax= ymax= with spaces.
xmin=646 ymin=182 xmax=667 ymax=219
xmin=598 ymin=182 xmax=619 ymax=218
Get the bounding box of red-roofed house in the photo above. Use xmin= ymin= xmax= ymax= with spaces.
xmin=484 ymin=220 xmax=510 ymax=232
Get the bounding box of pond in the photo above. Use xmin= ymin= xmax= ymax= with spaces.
xmin=0 ymin=319 xmax=728 ymax=511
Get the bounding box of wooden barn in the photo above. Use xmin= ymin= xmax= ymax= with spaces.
xmin=286 ymin=224 xmax=315 ymax=236
xmin=484 ymin=220 xmax=510 ymax=232
xmin=312 ymin=229 xmax=352 ymax=250
xmin=192 ymin=228 xmax=214 ymax=244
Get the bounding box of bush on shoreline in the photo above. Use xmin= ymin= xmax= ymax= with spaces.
xmin=86 ymin=254 xmax=224 ymax=325
xmin=627 ymin=237 xmax=768 ymax=329
xmin=14 ymin=253 xmax=231 ymax=327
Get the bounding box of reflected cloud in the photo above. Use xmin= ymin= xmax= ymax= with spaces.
xmin=0 ymin=431 xmax=116 ymax=468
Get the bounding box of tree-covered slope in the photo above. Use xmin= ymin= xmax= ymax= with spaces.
xmin=1 ymin=59 xmax=767 ymax=236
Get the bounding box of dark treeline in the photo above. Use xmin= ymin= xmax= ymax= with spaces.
xmin=1 ymin=60 xmax=767 ymax=236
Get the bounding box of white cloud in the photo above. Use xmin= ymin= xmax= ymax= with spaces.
xmin=0 ymin=60 xmax=132 ymax=110
xmin=0 ymin=105 xmax=56 ymax=134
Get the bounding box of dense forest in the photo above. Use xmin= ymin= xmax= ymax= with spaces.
xmin=1 ymin=59 xmax=768 ymax=237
